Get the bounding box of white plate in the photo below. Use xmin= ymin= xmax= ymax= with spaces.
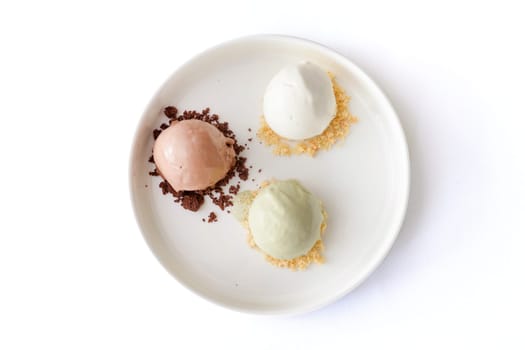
xmin=129 ymin=35 xmax=410 ymax=315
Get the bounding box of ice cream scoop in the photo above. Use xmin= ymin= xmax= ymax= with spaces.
xmin=233 ymin=179 xmax=323 ymax=260
xmin=153 ymin=119 xmax=236 ymax=191
xmin=263 ymin=61 xmax=337 ymax=140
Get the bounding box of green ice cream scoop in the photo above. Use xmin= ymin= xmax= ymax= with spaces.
xmin=247 ymin=179 xmax=323 ymax=260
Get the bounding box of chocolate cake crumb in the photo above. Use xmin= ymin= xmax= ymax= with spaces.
xmin=153 ymin=129 xmax=161 ymax=140
xmin=258 ymin=169 xmax=262 ymax=173
xmin=211 ymin=192 xmax=233 ymax=210
xmin=202 ymin=218 xmax=205 ymax=222
xmin=148 ymin=106 xmax=250 ymax=219
xmin=236 ymin=157 xmax=249 ymax=181
xmin=164 ymin=106 xmax=178 ymax=118
xmin=248 ymin=128 xmax=252 ymax=132
xmin=248 ymin=138 xmax=252 ymax=142
xmin=158 ymin=180 xmax=171 ymax=195
xmin=207 ymin=212 xmax=218 ymax=223
xmin=181 ymin=193 xmax=204 ymax=212
xmin=229 ymin=184 xmax=240 ymax=195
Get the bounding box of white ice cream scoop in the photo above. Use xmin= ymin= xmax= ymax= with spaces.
xmin=263 ymin=61 xmax=336 ymax=140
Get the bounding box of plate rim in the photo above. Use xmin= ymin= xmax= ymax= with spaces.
xmin=129 ymin=34 xmax=411 ymax=315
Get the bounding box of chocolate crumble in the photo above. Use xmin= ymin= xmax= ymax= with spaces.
xmin=207 ymin=212 xmax=218 ymax=223
xmin=153 ymin=129 xmax=161 ymax=140
xmin=148 ymin=106 xmax=250 ymax=221
xmin=229 ymin=184 xmax=240 ymax=195
xmin=181 ymin=192 xmax=204 ymax=212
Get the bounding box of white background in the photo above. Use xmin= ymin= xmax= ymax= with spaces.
xmin=1 ymin=0 xmax=524 ymax=348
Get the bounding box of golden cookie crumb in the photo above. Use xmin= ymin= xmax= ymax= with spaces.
xmin=257 ymin=74 xmax=358 ymax=156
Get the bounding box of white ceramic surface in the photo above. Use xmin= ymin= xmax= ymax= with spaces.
xmin=129 ymin=35 xmax=410 ymax=315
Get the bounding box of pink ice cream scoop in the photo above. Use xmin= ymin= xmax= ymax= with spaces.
xmin=153 ymin=119 xmax=236 ymax=191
